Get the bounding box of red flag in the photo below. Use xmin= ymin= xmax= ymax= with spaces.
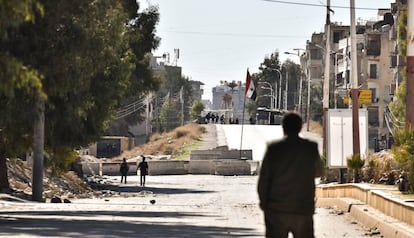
xmin=245 ymin=70 xmax=256 ymax=101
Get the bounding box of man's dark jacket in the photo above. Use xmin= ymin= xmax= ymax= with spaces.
xmin=257 ymin=135 xmax=323 ymax=215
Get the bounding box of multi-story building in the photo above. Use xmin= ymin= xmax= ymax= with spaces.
xmin=211 ymin=84 xmax=249 ymax=123
xmin=189 ymin=80 xmax=204 ymax=102
xmin=302 ymin=10 xmax=395 ymax=150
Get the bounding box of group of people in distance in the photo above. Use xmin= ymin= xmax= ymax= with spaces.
xmin=118 ymin=112 xmax=324 ymax=238
xmin=119 ymin=156 xmax=148 ymax=187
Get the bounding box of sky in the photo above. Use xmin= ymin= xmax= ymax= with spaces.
xmin=142 ymin=0 xmax=393 ymax=101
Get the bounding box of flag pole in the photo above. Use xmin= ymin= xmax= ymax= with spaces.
xmin=240 ymin=69 xmax=256 ymax=159
xmin=240 ymin=71 xmax=248 ymax=160
xmin=240 ymin=90 xmax=246 ymax=159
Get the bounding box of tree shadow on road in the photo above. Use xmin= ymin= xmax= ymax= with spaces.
xmin=0 ymin=210 xmax=262 ymax=237
xmin=94 ymin=184 xmax=215 ymax=195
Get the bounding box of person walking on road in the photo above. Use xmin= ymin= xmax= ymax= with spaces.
xmin=120 ymin=158 xmax=129 ymax=184
xmin=257 ymin=112 xmax=324 ymax=238
xmin=138 ymin=156 xmax=149 ymax=187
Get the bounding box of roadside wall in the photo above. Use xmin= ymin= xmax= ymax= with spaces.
xmin=190 ymin=149 xmax=253 ymax=160
xmin=316 ymin=184 xmax=414 ymax=228
xmin=80 ymin=159 xmax=259 ymax=177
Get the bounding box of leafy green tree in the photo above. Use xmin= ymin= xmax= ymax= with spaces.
xmin=346 ymin=154 xmax=365 ymax=183
xmin=392 ymin=125 xmax=414 ymax=192
xmin=257 ymin=51 xmax=281 ymax=109
xmin=156 ymin=66 xmax=194 ymax=130
xmin=0 ymin=0 xmax=45 ymax=191
xmin=282 ymin=60 xmax=301 ymax=111
xmin=389 ymin=7 xmax=407 ymax=123
xmin=245 ymin=101 xmax=257 ymax=117
xmin=191 ymin=100 xmax=205 ymax=120
xmin=160 ymin=98 xmax=181 ymax=131
xmin=0 ymin=0 xmax=161 ymax=191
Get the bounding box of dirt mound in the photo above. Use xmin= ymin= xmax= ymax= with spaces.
xmin=7 ymin=158 xmax=93 ymax=200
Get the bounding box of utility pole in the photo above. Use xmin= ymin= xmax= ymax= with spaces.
xmin=284 ymin=71 xmax=289 ymax=110
xmin=407 ymin=0 xmax=414 ymax=128
xmin=278 ymin=70 xmax=282 ymax=110
xmin=322 ymin=0 xmax=332 ymax=154
xmin=306 ymin=65 xmax=311 ymax=131
xmin=180 ymin=87 xmax=184 ymax=126
xmin=350 ymin=0 xmax=360 ymax=156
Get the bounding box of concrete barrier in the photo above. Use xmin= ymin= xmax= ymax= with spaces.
xmin=188 ymin=160 xmax=215 ymax=174
xmin=147 ymin=160 xmax=187 ymax=175
xmin=213 ymin=160 xmax=251 ymax=176
xmin=190 ymin=150 xmax=222 ymax=160
xmin=190 ymin=149 xmax=253 ymax=160
xmin=316 ymin=183 xmax=414 ymax=236
xmin=80 ymin=159 xmax=257 ymax=177
xmin=101 ymin=162 xmax=138 ymax=176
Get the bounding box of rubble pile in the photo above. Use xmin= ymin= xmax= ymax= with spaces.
xmin=6 ymin=158 xmax=153 ymax=201
xmin=7 ymin=158 xmax=93 ymax=200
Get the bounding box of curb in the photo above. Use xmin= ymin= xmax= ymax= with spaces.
xmin=317 ymin=197 xmax=414 ymax=238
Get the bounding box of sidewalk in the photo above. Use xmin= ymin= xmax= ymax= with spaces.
xmin=196 ymin=123 xmax=226 ymax=150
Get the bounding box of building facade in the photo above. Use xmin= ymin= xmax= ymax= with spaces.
xmin=302 ymin=10 xmax=395 ymax=150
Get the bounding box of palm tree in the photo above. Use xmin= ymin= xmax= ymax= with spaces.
xmin=347 ymin=154 xmax=365 ymax=183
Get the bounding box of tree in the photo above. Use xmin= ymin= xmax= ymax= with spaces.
xmin=257 ymin=51 xmax=281 ymax=109
xmin=156 ymin=66 xmax=194 ymax=131
xmin=392 ymin=125 xmax=414 ymax=192
xmin=245 ymin=101 xmax=257 ymax=121
xmin=389 ymin=7 xmax=407 ymax=124
xmin=281 ymin=60 xmax=301 ymax=111
xmin=0 ymin=0 xmax=161 ymax=192
xmin=346 ymin=154 xmax=365 ymax=183
xmin=160 ymin=98 xmax=181 ymax=131
xmin=0 ymin=1 xmax=45 ymax=191
xmin=191 ymin=100 xmax=205 ymax=120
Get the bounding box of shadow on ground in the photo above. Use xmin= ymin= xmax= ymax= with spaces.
xmin=0 ymin=210 xmax=261 ymax=237
xmin=95 ymin=184 xmax=215 ymax=195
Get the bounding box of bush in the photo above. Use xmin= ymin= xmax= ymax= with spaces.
xmin=347 ymin=154 xmax=365 ymax=183
xmin=45 ymin=146 xmax=79 ymax=176
xmin=392 ymin=125 xmax=414 ymax=192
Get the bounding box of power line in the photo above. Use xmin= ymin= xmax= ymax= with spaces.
xmin=115 ymin=98 xmax=146 ymax=119
xmin=163 ymin=30 xmax=307 ymax=39
xmin=261 ymin=0 xmax=384 ymax=11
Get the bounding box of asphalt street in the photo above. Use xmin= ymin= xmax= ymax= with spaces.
xmin=0 ymin=175 xmax=380 ymax=238
xmin=218 ymin=124 xmax=323 ymax=161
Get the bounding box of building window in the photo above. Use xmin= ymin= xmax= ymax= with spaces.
xmin=333 ymin=31 xmax=341 ymax=43
xmin=370 ymin=88 xmax=378 ymax=103
xmin=366 ymin=34 xmax=381 ymax=56
xmin=368 ymin=107 xmax=379 ymax=127
xmin=310 ymin=49 xmax=322 ymax=60
xmin=369 ymin=64 xmax=378 ymax=79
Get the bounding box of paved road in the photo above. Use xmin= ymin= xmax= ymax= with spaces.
xmin=0 ymin=175 xmax=379 ymax=238
xmin=218 ymin=124 xmax=323 ymax=161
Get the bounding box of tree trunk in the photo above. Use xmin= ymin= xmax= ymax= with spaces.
xmin=32 ymin=99 xmax=44 ymax=201
xmin=0 ymin=144 xmax=10 ymax=192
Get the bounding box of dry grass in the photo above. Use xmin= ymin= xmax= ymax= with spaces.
xmin=120 ymin=121 xmax=321 ymax=160
xmin=119 ymin=123 xmax=206 ymax=160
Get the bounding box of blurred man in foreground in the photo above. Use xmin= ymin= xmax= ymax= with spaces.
xmin=258 ymin=113 xmax=324 ymax=238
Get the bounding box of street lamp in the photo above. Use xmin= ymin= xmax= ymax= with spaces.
xmin=259 ymin=82 xmax=275 ymax=110
xmin=284 ymin=50 xmax=305 ymax=112
xmin=261 ymin=67 xmax=282 ymax=110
